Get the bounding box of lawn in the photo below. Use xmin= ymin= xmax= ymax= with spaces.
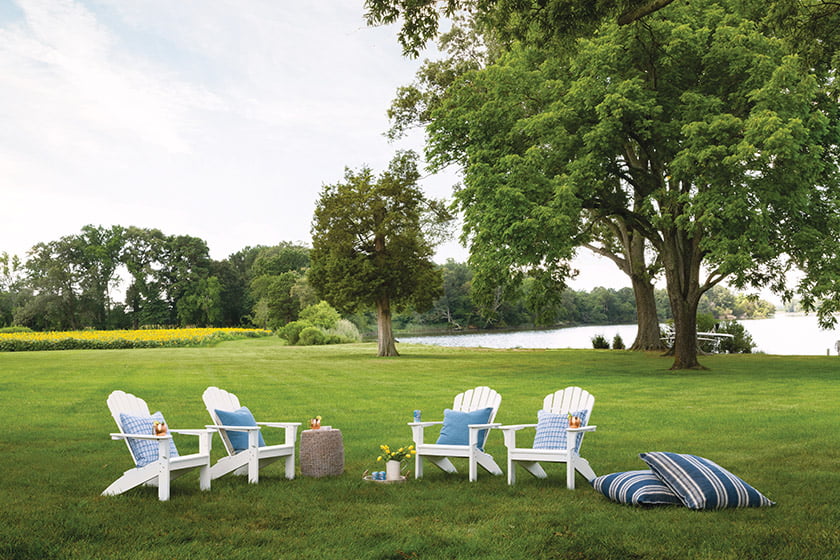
xmin=1 ymin=338 xmax=837 ymax=559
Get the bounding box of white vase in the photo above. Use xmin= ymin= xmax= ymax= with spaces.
xmin=386 ymin=460 xmax=402 ymax=481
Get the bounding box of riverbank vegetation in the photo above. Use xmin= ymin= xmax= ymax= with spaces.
xmin=1 ymin=235 xmax=774 ymax=341
xmin=1 ymin=339 xmax=836 ymax=559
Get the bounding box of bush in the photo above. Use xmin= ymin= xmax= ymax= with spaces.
xmin=298 ymin=326 xmax=326 ymax=346
xmin=0 ymin=326 xmax=32 ymax=334
xmin=591 ymin=334 xmax=610 ymax=349
xmin=612 ymin=334 xmax=625 ymax=350
xmin=716 ymin=320 xmax=756 ymax=353
xmin=278 ymin=320 xmax=313 ymax=345
xmin=325 ymin=319 xmax=362 ymax=343
xmin=299 ymin=301 xmax=341 ymax=330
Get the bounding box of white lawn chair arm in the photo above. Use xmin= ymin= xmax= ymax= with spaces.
xmin=109 ymin=432 xmax=171 ymax=441
xmin=205 ymin=424 xmax=261 ymax=432
xmin=408 ymin=421 xmax=444 ymax=427
xmin=497 ymin=423 xmax=538 ymax=432
xmin=468 ymin=422 xmax=501 ymax=429
xmin=169 ymin=428 xmax=213 ymax=436
xmin=256 ymin=422 xmax=301 ymax=429
xmin=566 ymin=425 xmax=597 ymax=433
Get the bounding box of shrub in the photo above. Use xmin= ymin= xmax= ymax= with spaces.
xmin=716 ymin=320 xmax=756 ymax=354
xmin=299 ymin=301 xmax=341 ymax=330
xmin=591 ymin=334 xmax=610 ymax=349
xmin=0 ymin=326 xmax=32 ymax=334
xmin=612 ymin=334 xmax=625 ymax=350
xmin=298 ymin=326 xmax=326 ymax=346
xmin=325 ymin=319 xmax=362 ymax=343
xmin=278 ymin=320 xmax=313 ymax=345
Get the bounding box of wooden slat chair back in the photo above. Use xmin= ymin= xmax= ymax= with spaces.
xmin=410 ymin=386 xmax=504 ymax=482
xmin=103 ymin=390 xmax=211 ymax=501
xmin=202 ymin=386 xmax=300 ymax=483
xmin=500 ymin=386 xmax=597 ymax=489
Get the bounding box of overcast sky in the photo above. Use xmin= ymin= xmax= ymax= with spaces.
xmin=1 ymin=0 xmax=628 ymax=290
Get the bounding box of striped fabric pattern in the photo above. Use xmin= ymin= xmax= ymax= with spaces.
xmin=533 ymin=409 xmax=588 ymax=451
xmin=120 ymin=411 xmax=179 ymax=467
xmin=591 ymin=470 xmax=684 ymax=506
xmin=639 ymin=452 xmax=776 ymax=510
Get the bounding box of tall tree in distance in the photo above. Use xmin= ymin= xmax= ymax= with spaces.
xmin=310 ymin=151 xmax=452 ymax=356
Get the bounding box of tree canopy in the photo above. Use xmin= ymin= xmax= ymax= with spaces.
xmin=398 ymin=0 xmax=840 ymax=368
xmin=309 ymin=151 xmax=453 ymax=356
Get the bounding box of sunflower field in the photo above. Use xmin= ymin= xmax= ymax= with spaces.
xmin=0 ymin=327 xmax=271 ymax=352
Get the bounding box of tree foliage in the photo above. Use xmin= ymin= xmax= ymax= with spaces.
xmin=309 ymin=151 xmax=453 ymax=356
xmin=403 ymin=0 xmax=840 ymax=369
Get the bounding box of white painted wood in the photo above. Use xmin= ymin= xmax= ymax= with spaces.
xmin=410 ymin=386 xmax=503 ymax=482
xmin=103 ymin=390 xmax=212 ymax=501
xmin=202 ymin=386 xmax=301 ymax=483
xmin=500 ymin=386 xmax=597 ymax=489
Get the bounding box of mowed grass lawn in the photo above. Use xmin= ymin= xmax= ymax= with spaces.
xmin=1 ymin=337 xmax=838 ymax=559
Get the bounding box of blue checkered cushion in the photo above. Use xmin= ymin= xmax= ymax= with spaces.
xmin=592 ymin=470 xmax=684 ymax=506
xmin=119 ymin=411 xmax=179 ymax=467
xmin=639 ymin=452 xmax=776 ymax=510
xmin=533 ymin=409 xmax=588 ymax=451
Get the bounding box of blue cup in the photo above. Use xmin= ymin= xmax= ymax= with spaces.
xmin=413 ymin=410 xmax=421 ymax=422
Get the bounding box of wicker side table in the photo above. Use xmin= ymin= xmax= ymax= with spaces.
xmin=300 ymin=428 xmax=344 ymax=477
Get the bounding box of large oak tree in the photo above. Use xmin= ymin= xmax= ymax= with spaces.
xmin=403 ymin=1 xmax=840 ymax=368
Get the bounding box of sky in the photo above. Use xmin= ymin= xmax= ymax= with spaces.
xmin=0 ymin=0 xmax=630 ymax=290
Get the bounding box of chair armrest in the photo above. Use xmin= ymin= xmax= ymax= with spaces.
xmin=408 ymin=421 xmax=443 ymax=427
xmin=205 ymin=424 xmax=261 ymax=432
xmin=468 ymin=423 xmax=501 ymax=429
xmin=566 ymin=425 xmax=596 ymax=433
xmin=257 ymin=422 xmax=301 ymax=445
xmin=256 ymin=422 xmax=302 ymax=428
xmin=497 ymin=423 xmax=537 ymax=432
xmin=170 ymin=428 xmax=213 ymax=436
xmin=110 ymin=432 xmax=171 ymax=441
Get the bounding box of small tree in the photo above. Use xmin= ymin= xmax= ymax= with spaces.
xmin=310 ymin=151 xmax=453 ymax=356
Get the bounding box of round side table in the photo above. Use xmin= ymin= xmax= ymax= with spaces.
xmin=300 ymin=428 xmax=344 ymax=477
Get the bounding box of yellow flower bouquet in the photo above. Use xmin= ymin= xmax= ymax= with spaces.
xmin=376 ymin=444 xmax=416 ymax=463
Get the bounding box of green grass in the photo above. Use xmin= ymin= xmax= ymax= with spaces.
xmin=1 ymin=338 xmax=838 ymax=559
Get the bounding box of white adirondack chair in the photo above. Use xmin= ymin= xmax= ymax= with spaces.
xmin=410 ymin=386 xmax=503 ymax=482
xmin=202 ymin=386 xmax=300 ymax=483
xmin=499 ymin=387 xmax=597 ymax=489
xmin=103 ymin=390 xmax=211 ymax=501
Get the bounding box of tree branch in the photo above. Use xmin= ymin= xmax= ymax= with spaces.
xmin=617 ymin=0 xmax=678 ymax=25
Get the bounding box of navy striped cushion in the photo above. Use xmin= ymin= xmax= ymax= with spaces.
xmin=592 ymin=470 xmax=683 ymax=506
xmin=639 ymin=452 xmax=775 ymax=510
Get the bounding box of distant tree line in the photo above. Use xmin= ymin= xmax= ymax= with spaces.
xmin=0 ymin=225 xmax=774 ymax=333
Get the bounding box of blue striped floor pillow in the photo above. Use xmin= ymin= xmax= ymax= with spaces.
xmin=639 ymin=452 xmax=776 ymax=510
xmin=592 ymin=470 xmax=683 ymax=506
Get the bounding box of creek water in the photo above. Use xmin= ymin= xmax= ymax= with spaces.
xmin=399 ymin=313 xmax=840 ymax=356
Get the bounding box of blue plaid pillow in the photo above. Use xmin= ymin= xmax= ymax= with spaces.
xmin=533 ymin=409 xmax=588 ymax=451
xmin=119 ymin=411 xmax=179 ymax=467
xmin=592 ymin=470 xmax=683 ymax=506
xmin=639 ymin=452 xmax=776 ymax=510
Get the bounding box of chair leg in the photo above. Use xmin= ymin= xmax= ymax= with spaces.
xmin=507 ymin=457 xmax=516 ymax=485
xmin=248 ymin=449 xmax=259 ymax=484
xmin=158 ymin=464 xmax=171 ymax=501
xmin=199 ymin=464 xmax=211 ymax=491
xmin=285 ymin=453 xmax=295 ymax=480
xmin=415 ymin=453 xmax=423 ymax=479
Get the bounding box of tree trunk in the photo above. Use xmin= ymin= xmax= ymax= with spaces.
xmin=661 ymin=226 xmax=705 ymax=369
xmin=630 ymin=275 xmax=664 ymax=350
xmin=668 ymin=293 xmax=703 ymax=369
xmin=376 ymin=296 xmax=399 ymax=357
